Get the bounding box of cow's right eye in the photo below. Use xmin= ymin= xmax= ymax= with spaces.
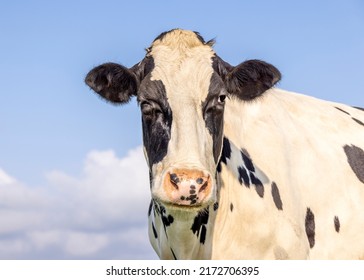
xmin=141 ymin=102 xmax=153 ymax=114
xmin=141 ymin=101 xmax=162 ymax=116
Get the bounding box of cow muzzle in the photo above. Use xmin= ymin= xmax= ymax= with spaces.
xmin=162 ymin=168 xmax=213 ymax=206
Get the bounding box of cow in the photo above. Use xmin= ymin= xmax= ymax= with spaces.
xmin=85 ymin=29 xmax=364 ymax=259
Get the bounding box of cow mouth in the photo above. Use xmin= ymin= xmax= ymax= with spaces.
xmin=153 ymin=197 xmax=214 ymax=212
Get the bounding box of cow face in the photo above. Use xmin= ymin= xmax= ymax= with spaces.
xmin=85 ymin=29 xmax=280 ymax=210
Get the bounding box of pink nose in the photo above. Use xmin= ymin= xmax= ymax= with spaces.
xmin=163 ymin=168 xmax=212 ymax=206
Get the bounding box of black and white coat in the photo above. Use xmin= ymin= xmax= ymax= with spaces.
xmin=86 ymin=29 xmax=364 ymax=259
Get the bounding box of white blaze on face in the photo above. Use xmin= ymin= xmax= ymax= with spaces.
xmin=148 ymin=30 xmax=217 ymax=205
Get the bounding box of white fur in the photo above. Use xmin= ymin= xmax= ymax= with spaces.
xmin=149 ymin=30 xmax=217 ymax=206
xmin=217 ymin=89 xmax=364 ymax=259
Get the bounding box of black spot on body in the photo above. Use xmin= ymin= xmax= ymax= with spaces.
xmin=335 ymin=107 xmax=350 ymax=115
xmin=238 ymin=166 xmax=250 ymax=187
xmin=250 ymin=172 xmax=264 ymax=198
xmin=271 ymin=182 xmax=283 ymax=210
xmin=230 ymin=203 xmax=234 ymax=212
xmin=200 ymin=226 xmax=207 ymax=244
xmin=213 ymin=202 xmax=219 ymax=211
xmin=334 ymin=216 xmax=340 ymax=233
xmin=161 ymin=214 xmax=174 ymax=229
xmin=170 ymin=248 xmax=177 ymax=260
xmin=148 ymin=200 xmax=153 ymax=216
xmin=241 ymin=149 xmax=255 ymax=172
xmin=155 ymin=204 xmax=174 ymax=236
xmin=343 ymin=144 xmax=364 ymax=184
xmin=352 ymin=117 xmax=364 ymax=127
xmin=149 ymin=171 xmax=153 ymax=189
xmin=162 ymin=215 xmax=171 ymax=226
xmin=191 ymin=208 xmax=209 ymax=244
xmin=218 ymin=137 xmax=232 ymax=169
xmin=152 ymin=222 xmax=158 ymax=239
xmin=353 ymin=106 xmax=364 ymax=112
xmin=305 ymin=208 xmax=315 ymax=249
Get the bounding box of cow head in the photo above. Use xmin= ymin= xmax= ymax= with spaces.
xmin=85 ymin=29 xmax=280 ymax=211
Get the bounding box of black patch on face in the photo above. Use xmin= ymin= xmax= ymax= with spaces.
xmin=217 ymin=137 xmax=232 ymax=173
xmin=230 ymin=203 xmax=234 ymax=212
xmin=202 ymin=73 xmax=226 ymax=163
xmin=335 ymin=107 xmax=350 ymax=115
xmin=343 ymin=144 xmax=364 ymax=184
xmin=130 ymin=56 xmax=155 ymax=83
xmin=191 ymin=208 xmax=209 ymax=244
xmin=238 ymin=166 xmax=250 ymax=187
xmin=152 ymin=222 xmax=158 ymax=239
xmin=352 ymin=117 xmax=364 ymax=127
xmin=250 ymin=172 xmax=264 ymax=198
xmin=305 ymin=208 xmax=315 ymax=249
xmin=334 ymin=216 xmax=340 ymax=233
xmin=271 ymin=182 xmax=283 ymax=210
xmin=241 ymin=149 xmax=255 ymax=172
xmin=139 ymin=80 xmax=172 ymax=166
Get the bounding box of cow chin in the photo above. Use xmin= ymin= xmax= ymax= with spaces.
xmin=151 ymin=166 xmax=216 ymax=211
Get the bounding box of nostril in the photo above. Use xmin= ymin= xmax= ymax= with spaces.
xmin=169 ymin=173 xmax=180 ymax=189
xmin=199 ymin=181 xmax=209 ymax=193
xmin=196 ymin=177 xmax=204 ymax=184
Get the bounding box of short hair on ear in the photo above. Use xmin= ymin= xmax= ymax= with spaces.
xmin=85 ymin=63 xmax=138 ymax=104
xmin=214 ymin=56 xmax=281 ymax=101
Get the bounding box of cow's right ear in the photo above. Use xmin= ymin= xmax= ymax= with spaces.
xmin=85 ymin=63 xmax=138 ymax=104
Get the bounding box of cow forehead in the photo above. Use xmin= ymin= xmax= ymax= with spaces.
xmin=148 ymin=30 xmax=216 ymax=102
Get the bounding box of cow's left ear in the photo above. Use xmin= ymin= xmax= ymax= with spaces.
xmin=214 ymin=56 xmax=281 ymax=100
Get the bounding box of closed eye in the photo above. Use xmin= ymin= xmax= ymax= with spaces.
xmin=141 ymin=101 xmax=163 ymax=116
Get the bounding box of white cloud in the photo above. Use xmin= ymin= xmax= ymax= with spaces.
xmin=0 ymin=168 xmax=16 ymax=185
xmin=0 ymin=146 xmax=157 ymax=259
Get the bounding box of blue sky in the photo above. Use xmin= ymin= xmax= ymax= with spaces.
xmin=0 ymin=0 xmax=363 ymax=259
